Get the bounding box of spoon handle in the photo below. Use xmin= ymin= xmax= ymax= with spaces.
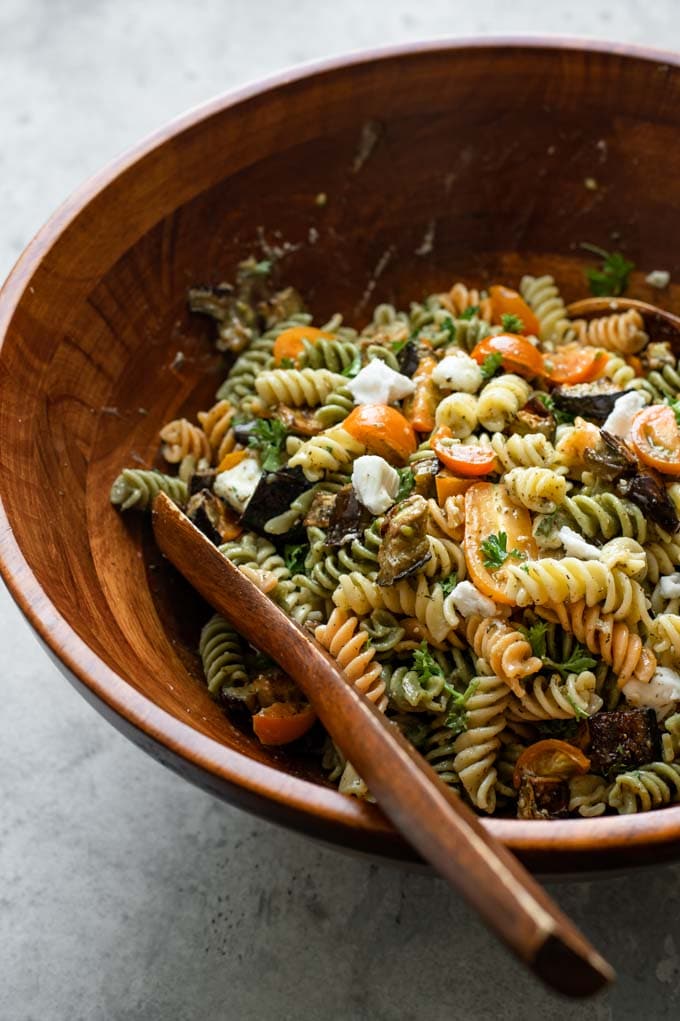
xmin=152 ymin=493 xmax=614 ymax=997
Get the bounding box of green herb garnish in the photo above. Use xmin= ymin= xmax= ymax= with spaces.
xmin=534 ymin=391 xmax=574 ymax=426
xmin=391 ymin=338 xmax=409 ymax=354
xmin=667 ymin=397 xmax=680 ymax=428
xmin=440 ymin=572 xmax=458 ymax=597
xmin=341 ymin=351 xmax=363 ymax=378
xmin=412 ymin=642 xmax=444 ymax=684
xmin=445 ymin=678 xmax=480 ymax=736
xmin=565 ymin=694 xmax=591 ymax=720
xmin=395 ymin=466 xmax=415 ymax=502
xmin=459 ymin=305 xmax=479 ymax=321
xmin=518 ymin=622 xmax=597 ymax=679
xmin=253 ymin=259 xmax=272 ymax=276
xmin=284 ymin=543 xmax=309 ymax=575
xmin=581 ymin=243 xmax=634 ymax=297
xmin=480 ymin=531 xmax=525 ymax=570
xmin=248 ymin=418 xmax=288 ymax=472
xmin=442 ymin=316 xmax=457 ymax=342
xmin=279 ymin=357 xmax=295 ymax=369
xmin=501 ymin=313 xmax=524 ymax=333
xmin=480 ymin=352 xmax=504 ymax=380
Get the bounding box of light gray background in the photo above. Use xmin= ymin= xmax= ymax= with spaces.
xmin=2 ymin=2 xmax=680 ymax=1019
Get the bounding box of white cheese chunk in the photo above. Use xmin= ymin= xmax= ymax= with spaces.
xmin=646 ymin=269 xmax=670 ymax=290
xmin=659 ymin=573 xmax=680 ymax=599
xmin=351 ymin=455 xmax=399 ymax=514
xmin=214 ymin=457 xmax=261 ymax=513
xmin=347 ymin=359 xmax=415 ymax=406
xmin=602 ymin=391 xmax=646 ymax=439
xmin=444 ymin=580 xmax=497 ymax=619
xmin=557 ymin=525 xmax=601 ymax=560
xmin=623 ymin=667 xmax=680 ymax=718
xmin=431 ymin=351 xmax=483 ymax=394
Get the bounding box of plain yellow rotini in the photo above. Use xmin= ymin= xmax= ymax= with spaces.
xmin=477 ymin=374 xmax=531 ymax=432
xmin=519 ymin=274 xmax=575 ymax=345
xmin=508 ymin=671 xmax=601 ymax=722
xmin=254 ymin=367 xmax=346 ymax=407
xmin=331 ymin=572 xmax=457 ymax=644
xmin=453 ymin=668 xmax=510 ymax=814
xmin=159 ymin=418 xmax=211 ymax=464
xmin=504 ymin=466 xmax=568 ymax=513
xmin=434 ymin=392 xmax=478 ymax=437
xmin=288 ymin=425 xmax=365 ymax=481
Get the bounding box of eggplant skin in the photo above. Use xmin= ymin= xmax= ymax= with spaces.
xmin=517 ymin=776 xmax=570 ymax=819
xmin=186 ymin=490 xmax=233 ymax=545
xmin=376 ymin=494 xmax=431 ymax=586
xmin=620 ymin=472 xmax=680 ymax=534
xmin=326 ymin=486 xmax=372 ymax=547
xmin=552 ymin=381 xmax=628 ymax=422
xmin=240 ymin=467 xmax=311 ymax=537
xmin=397 ymin=340 xmax=421 ymax=378
xmin=188 ymin=469 xmax=216 ymax=497
xmin=585 ymin=708 xmax=662 ymax=777
xmin=584 ymin=430 xmax=637 ymax=482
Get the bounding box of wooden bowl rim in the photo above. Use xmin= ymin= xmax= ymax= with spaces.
xmin=3 ymin=36 xmax=680 ymax=868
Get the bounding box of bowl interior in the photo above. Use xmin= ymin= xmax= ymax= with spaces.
xmin=3 ymin=41 xmax=680 ymax=868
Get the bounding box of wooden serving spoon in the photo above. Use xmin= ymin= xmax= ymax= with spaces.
xmin=567 ymin=297 xmax=680 ymax=343
xmin=152 ymin=492 xmax=614 ymax=997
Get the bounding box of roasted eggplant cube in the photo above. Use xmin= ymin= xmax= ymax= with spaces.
xmin=188 ymin=469 xmax=216 ymax=497
xmin=326 ymin=486 xmax=372 ymax=547
xmin=412 ymin=457 xmax=439 ymax=499
xmin=397 ymin=339 xmax=421 ymax=378
xmin=186 ymin=491 xmax=233 ymax=545
xmin=552 ymin=381 xmax=628 ymax=423
xmin=240 ymin=467 xmax=311 ymax=537
xmin=303 ymin=491 xmax=337 ymax=528
xmin=376 ymin=495 xmax=431 ymax=585
xmin=517 ymin=775 xmax=570 ymax=820
xmin=587 ymin=708 xmax=662 ymax=776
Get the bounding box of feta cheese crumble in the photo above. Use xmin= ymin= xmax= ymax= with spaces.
xmin=431 ymin=351 xmax=483 ymax=394
xmin=602 ymin=391 xmax=647 ymax=439
xmin=351 ymin=454 xmax=400 ymax=514
xmin=214 ymin=457 xmax=261 ymax=512
xmin=444 ymin=580 xmax=497 ymax=619
xmin=347 ymin=359 xmax=415 ymax=405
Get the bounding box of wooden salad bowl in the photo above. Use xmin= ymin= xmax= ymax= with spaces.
xmin=2 ymin=39 xmax=680 ymax=874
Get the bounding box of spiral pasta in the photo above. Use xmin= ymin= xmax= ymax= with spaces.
xmin=520 ymin=274 xmax=575 ymax=344
xmin=490 ymin=432 xmax=557 ymax=472
xmin=110 ymin=468 xmax=188 ymax=512
xmin=504 ymin=466 xmax=568 ymax=514
xmin=159 ymin=418 xmax=210 ymax=463
xmin=434 ymin=392 xmax=478 ymax=437
xmin=199 ymin=615 xmax=248 ymax=698
xmin=426 ymin=496 xmax=466 ymax=543
xmin=538 ymin=600 xmax=656 ymax=683
xmin=649 ymin=614 xmax=680 ymax=665
xmin=477 ymin=374 xmax=531 ymax=432
xmin=315 ymin=608 xmax=386 ymax=707
xmin=288 ymin=425 xmax=365 ymax=480
xmin=299 ymin=337 xmax=359 ymax=373
xmin=452 ymin=669 xmax=510 ymax=813
xmin=254 ymin=367 xmax=346 ymax=407
xmin=332 ymin=573 xmax=457 ymax=644
xmin=562 ymin=491 xmax=648 ymax=543
xmin=217 ymin=315 xmax=307 ymax=404
xmin=568 ymin=775 xmax=610 ymax=817
xmin=421 ymin=535 xmax=467 ymax=580
xmin=508 ymin=671 xmax=601 ymax=722
xmin=572 ymin=308 xmax=647 ymax=355
xmin=459 ymin=617 xmax=542 ymax=697
xmin=444 ymin=282 xmax=492 ymax=322
xmin=197 ymin=400 xmax=238 ymax=464
xmin=608 ymin=762 xmax=680 ymax=814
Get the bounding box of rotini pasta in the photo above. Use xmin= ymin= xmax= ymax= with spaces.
xmin=112 ymin=260 xmax=680 ymax=822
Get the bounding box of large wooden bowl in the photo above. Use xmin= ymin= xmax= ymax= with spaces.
xmin=2 ymin=40 xmax=680 ymax=873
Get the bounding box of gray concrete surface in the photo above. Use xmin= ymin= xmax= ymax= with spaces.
xmin=2 ymin=2 xmax=680 ymax=1018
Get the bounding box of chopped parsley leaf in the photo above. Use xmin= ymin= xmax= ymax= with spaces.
xmin=481 ymin=531 xmax=525 ymax=570
xmin=500 ymin=313 xmax=524 ymax=333
xmin=279 ymin=357 xmax=295 ymax=369
xmin=391 ymin=338 xmax=409 ymax=354
xmin=581 ymin=243 xmax=635 ymax=297
xmin=284 ymin=543 xmax=309 ymax=575
xmin=412 ymin=642 xmax=444 ymax=684
xmin=248 ymin=418 xmax=288 ymax=472
xmin=440 ymin=572 xmax=458 ymax=597
xmin=442 ymin=316 xmax=457 ymax=342
xmin=341 ymin=351 xmax=363 ymax=378
xmin=395 ymin=466 xmax=415 ymax=502
xmin=459 ymin=305 xmax=479 ymax=321
xmin=480 ymin=352 xmax=504 ymax=380
xmin=445 ymin=678 xmax=480 ymax=736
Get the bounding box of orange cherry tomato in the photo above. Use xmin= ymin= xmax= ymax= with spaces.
xmin=629 ymin=405 xmax=680 ymax=475
xmin=435 ymin=472 xmax=477 ymax=502
xmin=215 ymin=449 xmax=248 ymax=473
xmin=489 ymin=285 xmax=541 ymax=337
xmin=431 ymin=426 xmax=496 ymax=477
xmin=513 ymin=739 xmax=591 ymax=789
xmin=404 ymin=355 xmax=438 ymax=432
xmin=272 ymin=325 xmax=333 ymax=366
xmin=542 ymin=344 xmax=608 ymax=385
xmin=252 ymin=702 xmax=317 ymax=746
xmin=470 ymin=334 xmax=543 ymax=380
xmin=464 ymin=482 xmax=537 ymax=604
xmin=343 ymin=404 xmax=416 ymax=464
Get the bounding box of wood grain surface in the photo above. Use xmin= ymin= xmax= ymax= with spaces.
xmin=1 ymin=40 xmax=680 ymax=872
